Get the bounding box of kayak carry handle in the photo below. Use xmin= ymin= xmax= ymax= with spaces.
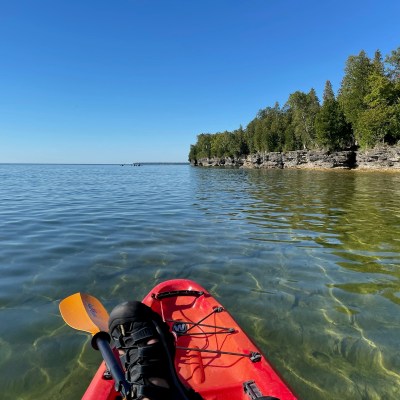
xmin=152 ymin=290 xmax=204 ymax=300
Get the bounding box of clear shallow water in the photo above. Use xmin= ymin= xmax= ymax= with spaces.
xmin=0 ymin=164 xmax=399 ymax=400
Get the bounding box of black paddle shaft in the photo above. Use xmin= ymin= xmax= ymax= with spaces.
xmin=92 ymin=332 xmax=131 ymax=398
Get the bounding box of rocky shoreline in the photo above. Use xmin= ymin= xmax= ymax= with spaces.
xmin=191 ymin=145 xmax=400 ymax=170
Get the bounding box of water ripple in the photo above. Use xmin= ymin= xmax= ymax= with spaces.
xmin=0 ymin=165 xmax=400 ymax=399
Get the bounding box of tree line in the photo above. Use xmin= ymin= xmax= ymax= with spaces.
xmin=189 ymin=47 xmax=400 ymax=161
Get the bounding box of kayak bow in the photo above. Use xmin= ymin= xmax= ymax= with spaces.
xmin=142 ymin=279 xmax=297 ymax=400
xmin=62 ymin=279 xmax=298 ymax=400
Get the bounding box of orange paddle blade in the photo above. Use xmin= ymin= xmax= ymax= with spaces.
xmin=59 ymin=293 xmax=109 ymax=335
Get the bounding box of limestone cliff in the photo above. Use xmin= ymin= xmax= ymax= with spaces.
xmin=191 ymin=145 xmax=400 ymax=170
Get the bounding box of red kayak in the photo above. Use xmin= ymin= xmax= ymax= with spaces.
xmin=82 ymin=279 xmax=298 ymax=400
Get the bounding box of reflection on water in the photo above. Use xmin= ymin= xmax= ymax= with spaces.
xmin=241 ymin=169 xmax=400 ymax=399
xmin=0 ymin=165 xmax=399 ymax=399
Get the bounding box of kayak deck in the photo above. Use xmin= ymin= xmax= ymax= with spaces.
xmin=142 ymin=279 xmax=297 ymax=400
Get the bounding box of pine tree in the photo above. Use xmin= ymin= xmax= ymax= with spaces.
xmin=373 ymin=49 xmax=385 ymax=75
xmin=316 ymin=81 xmax=353 ymax=150
xmin=385 ymin=47 xmax=400 ymax=82
xmin=338 ymin=50 xmax=373 ymax=131
xmin=356 ymin=70 xmax=400 ymax=147
xmin=323 ymin=80 xmax=335 ymax=102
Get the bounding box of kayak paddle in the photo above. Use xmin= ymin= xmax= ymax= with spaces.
xmin=59 ymin=293 xmax=131 ymax=399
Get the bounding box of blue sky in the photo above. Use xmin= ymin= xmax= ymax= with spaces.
xmin=1 ymin=0 xmax=399 ymax=163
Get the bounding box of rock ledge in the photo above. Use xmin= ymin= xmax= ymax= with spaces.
xmin=191 ymin=146 xmax=400 ymax=170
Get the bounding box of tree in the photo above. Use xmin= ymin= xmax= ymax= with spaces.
xmin=268 ymin=102 xmax=287 ymax=152
xmin=188 ymin=46 xmax=400 ymax=160
xmin=286 ymin=89 xmax=320 ymax=149
xmin=385 ymin=47 xmax=400 ymax=83
xmin=232 ymin=125 xmax=249 ymax=156
xmin=281 ymin=104 xmax=297 ymax=151
xmin=315 ymin=81 xmax=353 ymax=150
xmin=323 ymin=80 xmax=335 ymax=102
xmin=254 ymin=118 xmax=265 ymax=152
xmin=373 ymin=49 xmax=385 ymax=75
xmin=385 ymin=47 xmax=400 ymax=107
xmin=188 ymin=144 xmax=198 ymax=161
xmin=353 ymin=48 xmax=400 ymax=148
xmin=338 ymin=50 xmax=373 ymax=132
xmin=196 ymin=134 xmax=213 ymax=158
xmin=356 ymin=72 xmax=400 ymax=147
xmin=245 ymin=120 xmax=257 ymax=154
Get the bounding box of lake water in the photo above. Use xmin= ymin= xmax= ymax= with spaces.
xmin=0 ymin=164 xmax=399 ymax=400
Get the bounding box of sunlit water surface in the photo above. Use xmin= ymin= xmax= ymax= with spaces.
xmin=0 ymin=164 xmax=399 ymax=399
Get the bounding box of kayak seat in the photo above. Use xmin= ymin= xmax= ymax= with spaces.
xmin=109 ymin=300 xmax=203 ymax=400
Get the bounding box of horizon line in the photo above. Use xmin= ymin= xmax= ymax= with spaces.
xmin=0 ymin=162 xmax=190 ymax=166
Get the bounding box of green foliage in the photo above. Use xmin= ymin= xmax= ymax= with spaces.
xmin=211 ymin=131 xmax=236 ymax=157
xmin=333 ymin=48 xmax=399 ymax=148
xmin=286 ymin=89 xmax=320 ymax=149
xmin=356 ymin=104 xmax=400 ymax=147
xmin=385 ymin=47 xmax=400 ymax=82
xmin=188 ymin=144 xmax=198 ymax=161
xmin=373 ymin=50 xmax=385 ymax=75
xmin=323 ymin=80 xmax=335 ymax=103
xmin=245 ymin=120 xmax=257 ymax=154
xmin=248 ymin=102 xmax=289 ymax=153
xmin=315 ymin=81 xmax=352 ymax=150
xmin=230 ymin=126 xmax=248 ymax=156
xmin=195 ymin=134 xmax=212 ymax=158
xmin=188 ymin=46 xmax=400 ymax=161
xmin=356 ymin=71 xmax=400 ymax=147
xmin=338 ymin=50 xmax=373 ymax=129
